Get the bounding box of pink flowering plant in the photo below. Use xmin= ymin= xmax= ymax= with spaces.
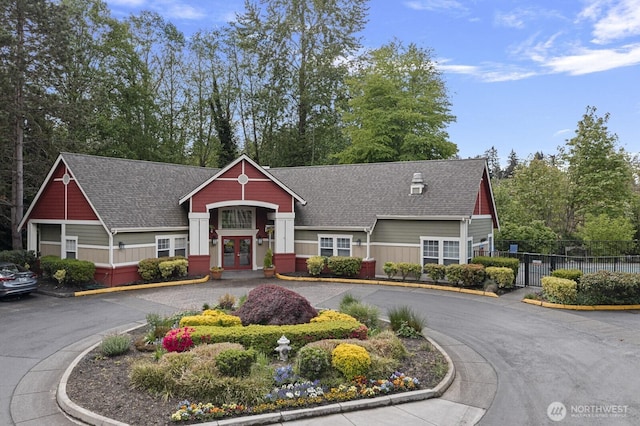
xmin=162 ymin=327 xmax=195 ymax=352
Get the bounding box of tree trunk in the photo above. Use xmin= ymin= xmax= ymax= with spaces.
xmin=11 ymin=3 xmax=26 ymax=250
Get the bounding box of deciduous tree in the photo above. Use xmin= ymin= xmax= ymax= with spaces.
xmin=336 ymin=40 xmax=456 ymax=164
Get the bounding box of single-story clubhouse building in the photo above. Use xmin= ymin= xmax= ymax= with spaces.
xmin=18 ymin=152 xmax=499 ymax=286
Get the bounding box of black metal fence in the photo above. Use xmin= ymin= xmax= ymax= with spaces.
xmin=494 ymin=240 xmax=640 ymax=257
xmin=485 ymin=251 xmax=640 ymax=287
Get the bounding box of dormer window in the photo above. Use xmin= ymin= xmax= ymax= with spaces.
xmin=410 ymin=172 xmax=425 ymax=195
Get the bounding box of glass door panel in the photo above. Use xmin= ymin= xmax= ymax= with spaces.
xmin=222 ymin=237 xmax=252 ymax=269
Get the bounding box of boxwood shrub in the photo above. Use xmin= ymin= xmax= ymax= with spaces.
xmin=423 ymin=264 xmax=446 ymax=283
xmin=327 ymin=256 xmax=362 ymax=277
xmin=578 ymin=271 xmax=640 ymax=305
xmin=541 ymin=276 xmax=577 ymax=304
xmin=306 ymin=256 xmax=326 ymax=276
xmin=39 ymin=255 xmax=95 ymax=284
xmin=551 ymin=268 xmax=583 ymax=283
xmin=460 ymin=264 xmax=486 ymax=287
xmin=472 ymin=256 xmax=519 ymax=285
xmin=485 ymin=266 xmax=515 ymax=289
xmin=397 ymin=262 xmax=422 ymax=280
xmin=138 ymin=256 xmax=186 ymax=281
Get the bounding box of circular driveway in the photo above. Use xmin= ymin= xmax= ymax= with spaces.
xmin=2 ymin=279 xmax=638 ymax=425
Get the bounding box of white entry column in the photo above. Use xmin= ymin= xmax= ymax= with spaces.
xmin=188 ymin=212 xmax=211 ymax=255
xmin=273 ymin=212 xmax=295 ymax=253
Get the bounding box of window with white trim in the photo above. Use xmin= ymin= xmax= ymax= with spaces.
xmin=64 ymin=237 xmax=77 ymax=259
xmin=319 ymin=235 xmax=352 ymax=257
xmin=421 ymin=238 xmax=461 ymax=265
xmin=423 ymin=240 xmax=439 ymax=264
xmin=221 ymin=208 xmax=253 ymax=229
xmin=156 ymin=235 xmax=188 ymax=258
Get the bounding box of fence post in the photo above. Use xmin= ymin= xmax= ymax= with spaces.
xmin=524 ymin=253 xmax=530 ymax=286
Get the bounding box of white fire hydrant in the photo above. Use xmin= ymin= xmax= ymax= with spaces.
xmin=275 ymin=335 xmax=291 ymax=361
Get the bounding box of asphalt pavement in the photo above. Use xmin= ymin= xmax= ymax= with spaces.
xmin=3 ymin=273 xmax=640 ymax=425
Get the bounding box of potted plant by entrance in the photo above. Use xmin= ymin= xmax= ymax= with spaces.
xmin=263 ymin=248 xmax=276 ymax=278
xmin=210 ymin=266 xmax=223 ymax=280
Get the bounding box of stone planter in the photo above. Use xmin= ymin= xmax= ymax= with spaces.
xmin=210 ymin=268 xmax=223 ymax=280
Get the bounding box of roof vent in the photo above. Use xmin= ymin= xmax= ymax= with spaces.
xmin=410 ymin=172 xmax=425 ymax=195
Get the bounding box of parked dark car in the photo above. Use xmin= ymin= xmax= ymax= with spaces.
xmin=0 ymin=261 xmax=38 ymax=298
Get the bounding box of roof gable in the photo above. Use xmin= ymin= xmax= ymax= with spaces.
xmin=179 ymin=154 xmax=306 ymax=210
xmin=269 ymin=158 xmax=495 ymax=229
xmin=53 ymin=153 xmax=215 ymax=231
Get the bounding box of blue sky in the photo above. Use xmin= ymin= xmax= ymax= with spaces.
xmin=105 ymin=0 xmax=640 ymax=165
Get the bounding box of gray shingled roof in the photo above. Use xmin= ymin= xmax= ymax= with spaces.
xmin=59 ymin=153 xmax=486 ymax=231
xmin=62 ymin=153 xmax=217 ymax=231
xmin=270 ymin=159 xmax=487 ymax=229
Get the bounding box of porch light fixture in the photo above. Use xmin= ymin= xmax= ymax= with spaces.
xmin=211 ymin=237 xmax=218 ymax=246
xmin=357 ymin=239 xmax=361 ymax=246
xmin=118 ymin=241 xmax=125 ymax=249
xmin=257 ymin=236 xmax=263 ymax=245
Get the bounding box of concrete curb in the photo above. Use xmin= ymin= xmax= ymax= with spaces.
xmin=521 ymin=298 xmax=640 ymax=311
xmin=56 ymin=323 xmax=145 ymax=426
xmin=276 ymin=273 xmax=499 ymax=298
xmin=56 ymin=327 xmax=456 ymax=426
xmin=73 ymin=275 xmax=211 ymax=297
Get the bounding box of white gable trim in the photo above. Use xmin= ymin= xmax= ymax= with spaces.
xmin=178 ymin=154 xmax=306 ymax=206
xmin=18 ymin=154 xmax=110 ymax=235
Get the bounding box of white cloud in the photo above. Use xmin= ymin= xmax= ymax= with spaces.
xmin=543 ymin=43 xmax=640 ymax=74
xmin=553 ymin=129 xmax=572 ymax=138
xmin=107 ymin=0 xmax=147 ymax=5
xmin=404 ymin=0 xmax=467 ymax=13
xmin=495 ymin=7 xmax=565 ymax=30
xmin=164 ymin=4 xmax=206 ymax=20
xmin=590 ymin=0 xmax=640 ymax=44
xmin=438 ymin=59 xmax=537 ymax=82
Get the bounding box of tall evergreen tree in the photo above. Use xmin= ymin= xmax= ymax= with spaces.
xmin=0 ymin=0 xmax=69 ymax=249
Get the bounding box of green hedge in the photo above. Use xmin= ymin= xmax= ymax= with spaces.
xmin=551 ymin=269 xmax=583 ymax=283
xmin=138 ymin=256 xmax=186 ymax=281
xmin=397 ymin=262 xmax=422 ymax=280
xmin=306 ymin=256 xmax=326 ymax=276
xmin=423 ymin=264 xmax=446 ymax=282
xmin=173 ymin=320 xmax=366 ymax=356
xmin=0 ymin=250 xmax=37 ymax=269
xmin=472 ymin=256 xmax=519 ymax=285
xmin=40 ymin=255 xmax=95 ymax=285
xmin=578 ymin=271 xmax=640 ymax=305
xmin=486 ymin=267 xmax=515 ymax=289
xmin=327 ymin=256 xmax=362 ymax=277
xmin=460 ymin=264 xmax=486 ymax=287
xmin=541 ymin=276 xmax=577 ymax=304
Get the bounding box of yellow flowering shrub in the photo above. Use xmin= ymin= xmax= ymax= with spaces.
xmin=331 ymin=343 xmax=371 ymax=379
xmin=179 ymin=310 xmax=242 ymax=327
xmin=310 ymin=309 xmax=359 ymax=323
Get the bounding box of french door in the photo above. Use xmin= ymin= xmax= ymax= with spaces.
xmin=222 ymin=237 xmax=252 ymax=269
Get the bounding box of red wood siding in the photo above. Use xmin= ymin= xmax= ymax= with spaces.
xmin=245 ymin=181 xmax=293 ymax=212
xmin=30 ymin=179 xmax=66 ymax=219
xmin=192 ymin=180 xmax=243 ymax=211
xmin=28 ymin=163 xmax=98 ymax=221
xmin=473 ymin=170 xmax=498 ymax=227
xmin=67 ymin=180 xmax=98 ymax=220
xmin=190 ymin=159 xmax=295 ymax=213
xmin=220 ymin=162 xmax=243 ymax=178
